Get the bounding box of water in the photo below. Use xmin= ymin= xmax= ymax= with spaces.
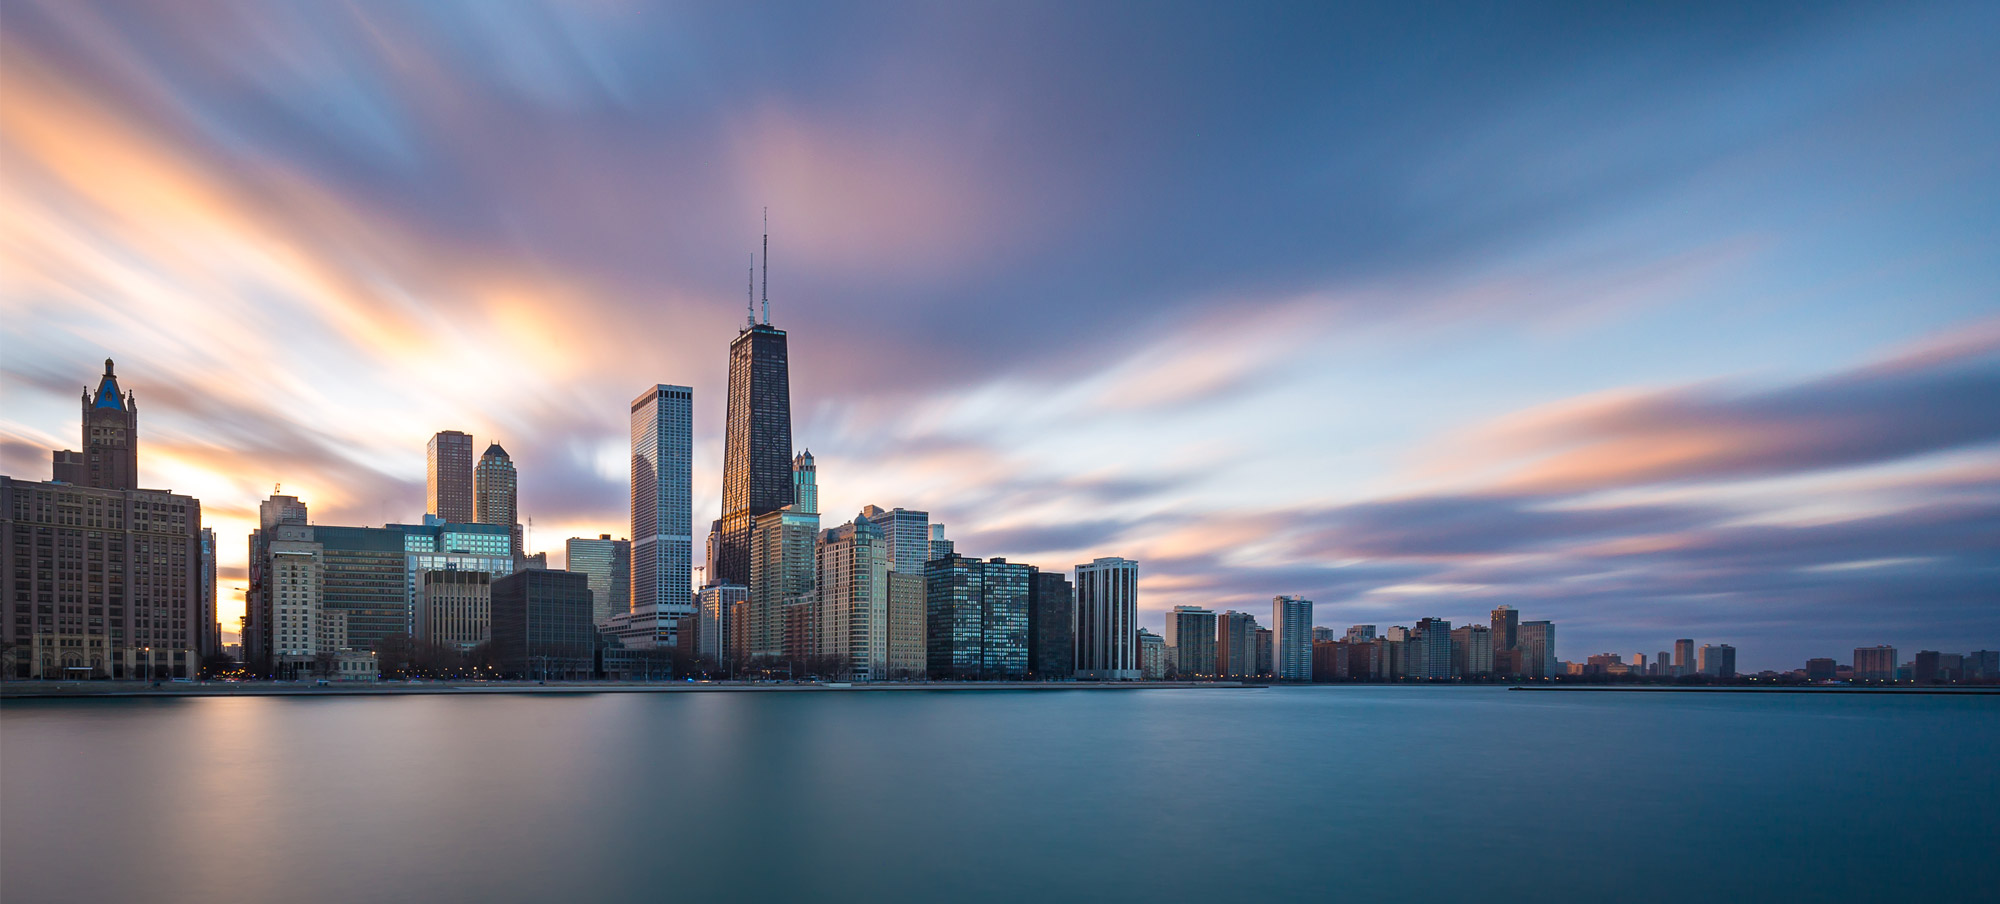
xmin=3 ymin=687 xmax=1995 ymax=902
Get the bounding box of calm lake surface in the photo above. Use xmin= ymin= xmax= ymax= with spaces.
xmin=4 ymin=687 xmax=1995 ymax=903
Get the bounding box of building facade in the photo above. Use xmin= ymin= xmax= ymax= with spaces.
xmin=1137 ymin=629 xmax=1167 ymax=680
xmin=717 ymin=322 xmax=794 ymax=588
xmin=749 ymin=506 xmax=818 ymax=660
xmin=862 ymin=505 xmax=932 ymax=576
xmin=1271 ymin=595 xmax=1313 ymax=681
xmin=490 ymin=569 xmax=595 ymax=679
xmin=1853 ymin=645 xmax=1897 ymax=681
xmin=886 ymin=571 xmax=927 ymax=679
xmin=565 ymin=534 xmax=631 ymax=624
xmin=1027 ymin=569 xmax=1075 ymax=679
xmin=632 ymin=384 xmax=694 ymax=640
xmin=1075 ymin=557 xmax=1139 ymax=680
xmin=51 ymin=359 xmax=139 ymax=491
xmin=426 ymin=430 xmax=474 ymax=524
xmin=1217 ymin=610 xmax=1260 ymax=677
xmin=1699 ymin=643 xmax=1737 ymax=678
xmin=818 ymin=514 xmax=890 ymax=680
xmin=695 ymin=583 xmax=749 ymax=667
xmin=1164 ymin=606 xmax=1218 ymax=679
xmin=1519 ymin=620 xmax=1557 ymax=679
xmin=414 ymin=569 xmax=492 ymax=651
xmin=473 ymin=443 xmax=522 ymax=557
xmin=1449 ymin=624 xmax=1493 ymax=678
xmin=5 ymin=361 xmax=210 ymax=679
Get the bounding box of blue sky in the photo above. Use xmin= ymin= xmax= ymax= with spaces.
xmin=2 ymin=0 xmax=1996 ymax=669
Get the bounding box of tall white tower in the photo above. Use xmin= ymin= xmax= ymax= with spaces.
xmin=631 ymin=385 xmax=694 ymax=618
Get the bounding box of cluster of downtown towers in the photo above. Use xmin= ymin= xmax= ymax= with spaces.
xmin=613 ymin=311 xmax=1160 ymax=681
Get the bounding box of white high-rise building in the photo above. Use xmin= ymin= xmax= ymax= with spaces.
xmin=631 ymin=385 xmax=694 ymax=641
xmin=861 ymin=505 xmax=932 ymax=575
xmin=1074 ymin=557 xmax=1139 ymax=680
xmin=1271 ymin=595 xmax=1313 ymax=680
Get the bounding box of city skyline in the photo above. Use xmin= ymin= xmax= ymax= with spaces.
xmin=3 ymin=2 xmax=1998 ymax=671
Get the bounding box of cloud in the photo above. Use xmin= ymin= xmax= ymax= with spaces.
xmin=1428 ymin=332 xmax=2000 ymax=494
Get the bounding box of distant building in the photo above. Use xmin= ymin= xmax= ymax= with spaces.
xmin=1312 ymin=626 xmax=1336 ymax=643
xmin=1489 ymin=605 xmax=1519 ymax=658
xmin=1803 ymin=658 xmax=1836 ymax=680
xmin=1674 ymin=638 xmax=1696 ymax=678
xmin=862 ymin=505 xmax=932 ymax=576
xmin=819 ymin=513 xmax=890 ymax=680
xmin=474 ymin=443 xmax=522 ymax=557
xmin=695 ymin=583 xmax=748 ymax=667
xmin=5 ymin=361 xmax=208 ymax=680
xmin=52 ymin=359 xmax=141 ymax=491
xmin=923 ymin=554 xmax=1030 ymax=680
xmin=1346 ymin=625 xmax=1377 ymax=643
xmin=792 ymin=451 xmax=818 ymax=515
xmin=1164 ymin=606 xmax=1218 ymax=678
xmin=1450 ymin=624 xmax=1493 ymax=678
xmin=632 ymin=384 xmax=694 ymax=641
xmin=1255 ymin=627 xmax=1274 ymax=677
xmin=1968 ymin=651 xmax=1999 ymax=680
xmin=887 ymin=572 xmax=927 ymax=679
xmin=426 ymin=430 xmax=475 ymax=524
xmin=1519 ymin=621 xmax=1557 ymax=679
xmin=1271 ymin=596 xmax=1313 ymax=680
xmin=565 ymin=535 xmax=631 ymax=624
xmin=1411 ymin=617 xmax=1451 ymax=680
xmin=1912 ymin=650 xmax=1941 ymax=684
xmin=928 ymin=523 xmax=953 ymax=561
xmin=1217 ymin=610 xmax=1260 ymax=677
xmin=1698 ymin=643 xmax=1736 ymax=678
xmin=414 ymin=570 xmax=492 ymax=652
xmin=491 ymin=569 xmax=594 ymax=679
xmin=1136 ymin=628 xmax=1167 ymax=680
xmin=749 ymin=506 xmax=817 ymax=660
xmin=1853 ymin=645 xmax=1897 ymax=682
xmin=1075 ymin=557 xmax=1139 ymax=680
xmin=1027 ymin=570 xmax=1075 ymax=679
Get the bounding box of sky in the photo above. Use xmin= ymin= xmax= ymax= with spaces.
xmin=2 ymin=0 xmax=1996 ymax=671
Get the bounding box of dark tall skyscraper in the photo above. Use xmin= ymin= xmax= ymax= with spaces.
xmin=717 ymin=318 xmax=793 ymax=587
xmin=427 ymin=430 xmax=474 ymax=523
xmin=52 ymin=359 xmax=140 ymax=490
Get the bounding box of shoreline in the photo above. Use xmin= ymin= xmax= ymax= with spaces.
xmin=0 ymin=680 xmax=1266 ymax=699
xmin=1509 ymin=685 xmax=2000 ymax=695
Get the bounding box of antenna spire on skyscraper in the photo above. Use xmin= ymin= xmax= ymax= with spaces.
xmin=747 ymin=254 xmax=756 ymax=329
xmin=761 ymin=207 xmax=770 ymax=325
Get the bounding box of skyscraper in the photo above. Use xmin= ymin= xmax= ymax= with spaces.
xmin=862 ymin=505 xmax=932 ymax=575
xmin=1520 ymin=620 xmax=1557 ymax=679
xmin=474 ymin=443 xmax=521 ymax=557
xmin=887 ymin=572 xmax=928 ymax=679
xmin=427 ymin=431 xmax=474 ymax=523
xmin=792 ymin=451 xmax=818 ymax=515
xmin=1674 ymin=638 xmax=1696 ymax=678
xmin=1450 ymin=624 xmax=1493 ymax=678
xmin=1217 ymin=610 xmax=1260 ymax=677
xmin=1164 ymin=606 xmax=1218 ymax=678
xmin=818 ymin=513 xmax=890 ymax=680
xmin=491 ymin=569 xmax=595 ymax=679
xmin=1699 ymin=643 xmax=1737 ymax=678
xmin=1271 ymin=595 xmax=1313 ymax=680
xmin=565 ymin=535 xmax=631 ymax=624
xmin=749 ymin=505 xmax=818 ymax=659
xmin=718 ymin=318 xmax=794 ymax=588
xmin=1412 ymin=617 xmax=1452 ymax=680
xmin=632 ymin=385 xmax=694 ymax=637
xmin=1075 ymin=557 xmax=1139 ymax=680
xmin=1027 ymin=570 xmax=1075 ymax=679
xmin=1490 ymin=605 xmax=1519 ymax=654
xmin=50 ymin=359 xmax=140 ymax=490
xmin=922 ymin=554 xmax=1031 ymax=680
